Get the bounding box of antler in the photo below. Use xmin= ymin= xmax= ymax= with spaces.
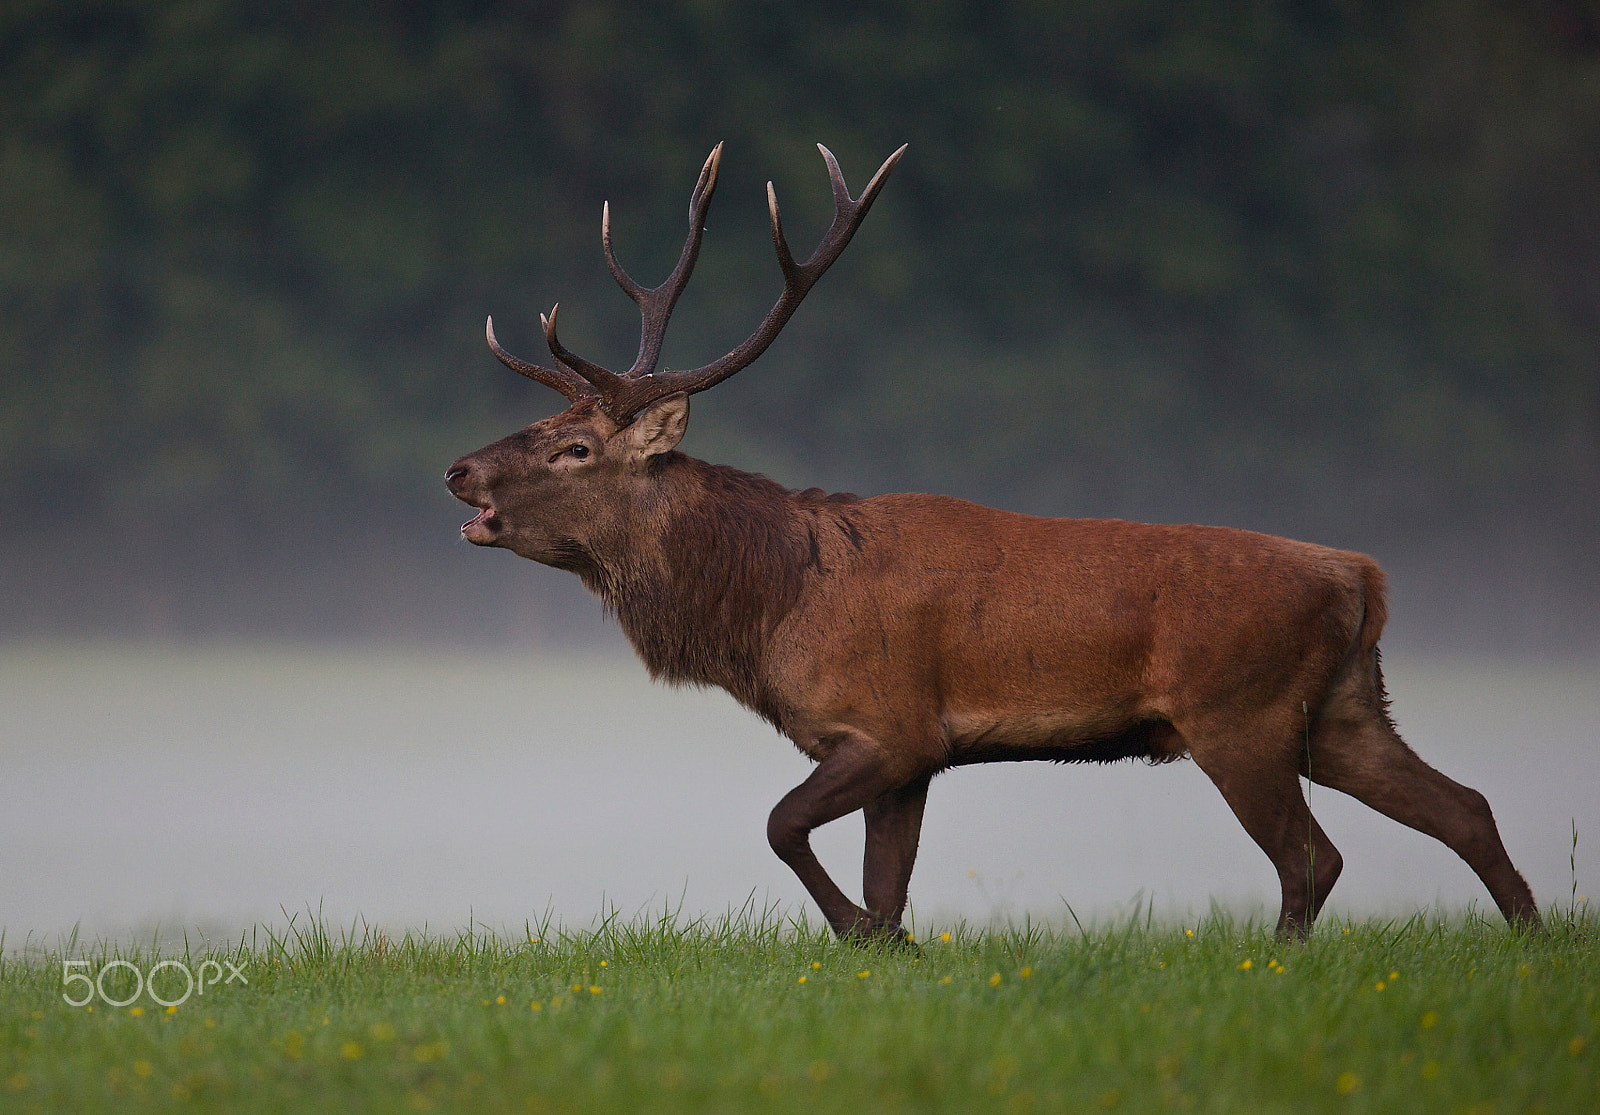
xmin=485 ymin=316 xmax=597 ymax=402
xmin=490 ymin=142 xmax=906 ymax=426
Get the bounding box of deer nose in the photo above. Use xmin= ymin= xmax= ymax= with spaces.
xmin=444 ymin=463 xmax=473 ymax=495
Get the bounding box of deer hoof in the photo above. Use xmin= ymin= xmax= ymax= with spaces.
xmin=842 ymin=916 xmax=920 ymax=952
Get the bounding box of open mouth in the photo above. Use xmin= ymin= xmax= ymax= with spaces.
xmin=459 ymin=502 xmax=502 ymax=544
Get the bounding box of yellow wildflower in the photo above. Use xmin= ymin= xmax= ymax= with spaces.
xmin=989 ymin=973 xmax=1002 ymax=986
xmin=1237 ymin=959 xmax=1252 ymax=971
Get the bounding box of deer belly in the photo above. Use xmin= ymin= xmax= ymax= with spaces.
xmin=942 ymin=707 xmax=1186 ymax=766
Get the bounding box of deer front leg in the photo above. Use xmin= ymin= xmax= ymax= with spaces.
xmin=861 ymin=776 xmax=931 ymax=943
xmin=767 ymin=732 xmax=923 ymax=942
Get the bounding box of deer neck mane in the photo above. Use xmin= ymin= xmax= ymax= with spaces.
xmin=584 ymin=452 xmax=848 ymax=724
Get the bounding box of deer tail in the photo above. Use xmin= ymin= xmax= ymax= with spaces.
xmin=1356 ymin=559 xmax=1394 ymax=723
xmin=1357 ymin=560 xmax=1388 ymax=662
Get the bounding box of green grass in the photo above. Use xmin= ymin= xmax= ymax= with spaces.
xmin=2 ymin=906 xmax=1595 ymax=1113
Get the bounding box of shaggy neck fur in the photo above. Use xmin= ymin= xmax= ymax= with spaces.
xmin=580 ymin=453 xmax=850 ymax=725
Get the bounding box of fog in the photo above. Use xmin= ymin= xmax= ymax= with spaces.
xmin=3 ymin=643 xmax=1593 ymax=946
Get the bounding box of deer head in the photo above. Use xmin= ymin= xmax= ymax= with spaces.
xmin=444 ymin=142 xmax=905 ymax=567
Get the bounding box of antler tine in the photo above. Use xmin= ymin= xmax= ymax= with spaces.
xmin=767 ymin=180 xmax=798 ymax=278
xmin=599 ymin=142 xmax=904 ymax=417
xmin=540 ymin=304 xmax=627 ymax=398
xmin=817 ymin=143 xmax=854 ymax=206
xmin=601 ymin=201 xmax=646 ymax=302
xmin=485 ymin=316 xmax=596 ymax=402
xmin=845 ymin=142 xmax=907 ymax=224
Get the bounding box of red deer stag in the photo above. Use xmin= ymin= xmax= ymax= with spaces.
xmin=446 ymin=143 xmax=1539 ymax=941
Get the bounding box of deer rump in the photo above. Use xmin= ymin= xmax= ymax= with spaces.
xmin=446 ymin=143 xmax=1539 ymax=943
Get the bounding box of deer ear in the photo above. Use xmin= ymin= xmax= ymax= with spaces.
xmin=624 ymin=392 xmax=689 ymax=458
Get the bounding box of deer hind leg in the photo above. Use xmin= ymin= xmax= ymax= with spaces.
xmin=1308 ymin=685 xmax=1539 ymax=928
xmin=767 ymin=731 xmax=928 ymax=943
xmin=1186 ymin=718 xmax=1344 ymax=939
xmin=861 ymin=775 xmax=931 ymax=941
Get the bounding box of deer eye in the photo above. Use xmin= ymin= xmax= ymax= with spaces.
xmin=568 ymin=444 xmax=589 ymax=459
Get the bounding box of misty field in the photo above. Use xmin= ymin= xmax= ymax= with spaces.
xmin=3 ymin=910 xmax=1596 ymax=1113
xmin=3 ymin=644 xmax=1597 ymax=942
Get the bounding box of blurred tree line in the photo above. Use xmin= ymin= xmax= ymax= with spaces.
xmin=1 ymin=0 xmax=1596 ymax=642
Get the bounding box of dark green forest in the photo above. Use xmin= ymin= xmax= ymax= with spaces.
xmin=2 ymin=1 xmax=1596 ymax=648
